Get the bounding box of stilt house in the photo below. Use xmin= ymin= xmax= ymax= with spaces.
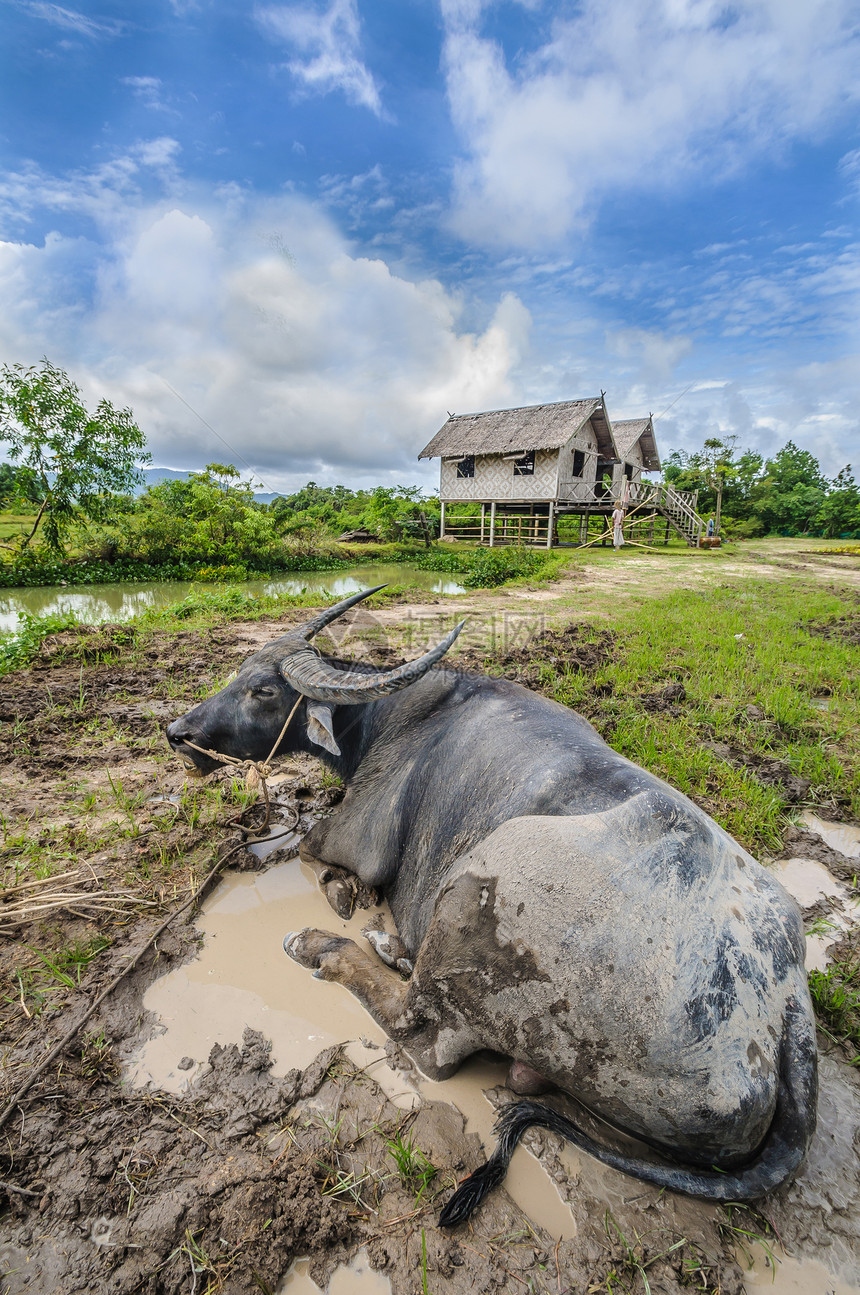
xmin=418 ymin=398 xmax=703 ymax=547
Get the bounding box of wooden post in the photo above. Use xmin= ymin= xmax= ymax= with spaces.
xmin=546 ymin=501 xmax=554 ymax=549
xmin=439 ymin=501 xmax=446 ymax=540
xmin=489 ymin=500 xmax=496 ymax=547
xmin=480 ymin=502 xmax=486 ymax=545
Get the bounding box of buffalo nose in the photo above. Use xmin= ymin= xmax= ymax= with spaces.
xmin=166 ymin=720 xmax=192 ymax=748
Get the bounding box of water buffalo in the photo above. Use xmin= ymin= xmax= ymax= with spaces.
xmin=166 ymin=587 xmax=817 ymax=1224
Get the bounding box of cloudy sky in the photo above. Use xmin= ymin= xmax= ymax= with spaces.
xmin=1 ymin=0 xmax=858 ymax=493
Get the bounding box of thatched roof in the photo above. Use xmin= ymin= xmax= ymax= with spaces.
xmin=612 ymin=417 xmax=661 ymax=472
xmin=418 ymin=398 xmax=617 ymax=461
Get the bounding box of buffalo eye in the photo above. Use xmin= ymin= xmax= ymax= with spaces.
xmin=250 ymin=686 xmax=278 ymax=700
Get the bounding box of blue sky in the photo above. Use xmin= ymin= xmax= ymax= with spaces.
xmin=0 ymin=0 xmax=858 ymax=493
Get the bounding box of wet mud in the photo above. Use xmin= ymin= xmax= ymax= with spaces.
xmin=806 ymin=614 xmax=860 ymax=645
xmin=1 ymin=610 xmax=859 ymax=1294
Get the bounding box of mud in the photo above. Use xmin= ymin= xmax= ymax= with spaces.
xmin=1 ymin=602 xmax=859 ymax=1295
xmin=121 ymin=852 xmax=860 ymax=1295
xmin=806 ymin=614 xmax=860 ymax=645
xmin=703 ymin=741 xmax=812 ymax=802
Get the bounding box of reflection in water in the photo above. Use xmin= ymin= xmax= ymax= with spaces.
xmin=801 ymin=812 xmax=860 ymax=860
xmin=0 ymin=563 xmax=464 ymax=634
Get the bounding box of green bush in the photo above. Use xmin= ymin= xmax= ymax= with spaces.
xmin=0 ymin=610 xmax=81 ymax=674
xmin=417 ymin=545 xmax=560 ymax=587
xmin=462 ymin=547 xmax=550 ymax=587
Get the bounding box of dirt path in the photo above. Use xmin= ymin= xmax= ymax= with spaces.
xmin=0 ymin=542 xmax=858 ymax=1294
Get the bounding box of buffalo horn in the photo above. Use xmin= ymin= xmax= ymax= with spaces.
xmin=280 ymin=589 xmax=465 ymax=704
xmin=292 ymin=585 xmax=388 ymax=640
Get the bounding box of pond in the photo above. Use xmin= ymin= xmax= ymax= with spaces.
xmin=0 ymin=563 xmax=465 ymax=636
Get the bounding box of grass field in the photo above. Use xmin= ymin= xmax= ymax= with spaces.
xmin=0 ymin=534 xmax=858 ymax=1291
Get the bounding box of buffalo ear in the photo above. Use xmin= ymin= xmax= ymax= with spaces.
xmin=305 ymin=701 xmax=340 ymax=757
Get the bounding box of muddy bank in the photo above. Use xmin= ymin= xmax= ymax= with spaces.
xmin=1 ymin=598 xmax=859 ymax=1295
xmin=5 ymin=838 xmax=860 ymax=1295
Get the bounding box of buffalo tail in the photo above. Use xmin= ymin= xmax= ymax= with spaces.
xmin=439 ymin=997 xmax=817 ymax=1228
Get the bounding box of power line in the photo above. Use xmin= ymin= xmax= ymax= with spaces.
xmin=655 ymin=382 xmax=696 ymax=422
xmin=157 ymin=375 xmax=276 ymax=494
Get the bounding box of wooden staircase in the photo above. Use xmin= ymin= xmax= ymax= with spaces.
xmin=627 ymin=481 xmax=705 ymax=546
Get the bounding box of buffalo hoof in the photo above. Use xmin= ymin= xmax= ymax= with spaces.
xmin=315 ymin=865 xmax=378 ymax=919
xmin=362 ymin=924 xmax=413 ymax=976
xmin=283 ymin=928 xmax=354 ymax=979
xmin=507 ymin=1060 xmax=553 ymax=1096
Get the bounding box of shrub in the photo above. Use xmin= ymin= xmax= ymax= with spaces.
xmin=0 ymin=610 xmax=81 ymax=674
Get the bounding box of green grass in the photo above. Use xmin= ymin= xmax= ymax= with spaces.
xmin=510 ymin=579 xmax=860 ymax=850
xmin=808 ymin=958 xmax=860 ymax=1063
xmin=384 ymin=1130 xmax=437 ymax=1202
xmin=5 ymin=935 xmax=112 ymax=1019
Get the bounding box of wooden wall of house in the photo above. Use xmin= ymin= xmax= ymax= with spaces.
xmin=612 ymin=440 xmax=644 ymax=496
xmin=439 ymin=447 xmax=559 ymax=501
xmin=556 ymin=418 xmax=600 ymax=502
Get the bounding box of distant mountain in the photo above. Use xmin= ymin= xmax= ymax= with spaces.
xmin=138 ymin=468 xmax=192 ymax=491
xmin=138 ymin=467 xmax=283 ymax=503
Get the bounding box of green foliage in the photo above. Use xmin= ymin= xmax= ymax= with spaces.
xmin=815 ymin=466 xmax=860 ymax=539
xmin=0 ymin=609 xmax=80 ymax=674
xmin=0 ymin=358 xmax=149 ymax=553
xmin=417 ymin=544 xmax=561 ymax=587
xmin=271 ymin=480 xmax=439 ymax=542
xmin=665 ymin=436 xmax=860 ymax=537
xmin=384 ymin=1131 xmax=437 ymax=1201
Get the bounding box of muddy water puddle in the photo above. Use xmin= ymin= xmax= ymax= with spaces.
xmin=127 ymin=857 xmax=580 ymax=1240
xmin=279 ymin=1250 xmax=391 ymax=1294
xmin=769 ymin=839 xmax=860 ymax=972
xmin=742 ymin=1250 xmax=857 ymax=1295
xmin=802 ymin=812 xmax=860 ymax=860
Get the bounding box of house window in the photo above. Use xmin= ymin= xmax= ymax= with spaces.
xmin=513 ymin=450 xmax=535 ymax=476
xmin=624 ymin=463 xmax=634 ymax=481
xmin=572 ymin=449 xmax=585 ymax=478
xmin=456 ymin=455 xmax=475 ymax=479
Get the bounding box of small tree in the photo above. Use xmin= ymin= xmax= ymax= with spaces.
xmin=816 ymin=467 xmax=860 ymax=539
xmin=0 ymin=359 xmax=149 ymax=553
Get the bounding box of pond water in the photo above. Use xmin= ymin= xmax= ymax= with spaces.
xmin=0 ymin=563 xmax=464 ymax=635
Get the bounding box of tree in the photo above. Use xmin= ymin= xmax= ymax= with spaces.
xmin=663 ymin=439 xmax=763 ymax=524
xmin=0 ymin=359 xmax=149 ymax=552
xmin=815 ymin=467 xmax=860 ymax=539
xmin=752 ymin=441 xmax=827 ymax=535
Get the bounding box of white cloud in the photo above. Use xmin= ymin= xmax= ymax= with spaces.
xmin=441 ymin=0 xmax=860 ymax=246
xmin=0 ymin=155 xmax=531 ymax=491
xmin=0 ymin=138 xmax=183 ymax=232
xmin=121 ymin=76 xmax=175 ymax=114
xmin=20 ymin=2 xmax=123 ymax=38
xmin=606 ymin=328 xmax=693 ymax=384
xmin=256 ymin=0 xmax=385 ymax=117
